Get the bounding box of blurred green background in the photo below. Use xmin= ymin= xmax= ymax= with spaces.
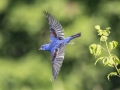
xmin=0 ymin=0 xmax=120 ymax=90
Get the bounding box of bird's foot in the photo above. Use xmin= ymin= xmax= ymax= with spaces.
xmin=50 ymin=76 xmax=55 ymax=82
xmin=68 ymin=42 xmax=75 ymax=45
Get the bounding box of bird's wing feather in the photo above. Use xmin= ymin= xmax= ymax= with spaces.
xmin=43 ymin=11 xmax=64 ymax=40
xmin=51 ymin=43 xmax=65 ymax=81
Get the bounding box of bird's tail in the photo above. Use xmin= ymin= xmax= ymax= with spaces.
xmin=64 ymin=32 xmax=81 ymax=44
xmin=70 ymin=32 xmax=81 ymax=39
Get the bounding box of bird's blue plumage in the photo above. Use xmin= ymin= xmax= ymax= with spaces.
xmin=39 ymin=11 xmax=81 ymax=81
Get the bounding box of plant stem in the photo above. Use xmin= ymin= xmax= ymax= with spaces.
xmin=105 ymin=41 xmax=111 ymax=55
xmin=114 ymin=64 xmax=120 ymax=76
xmin=116 ymin=75 xmax=120 ymax=77
xmin=101 ymin=46 xmax=108 ymax=53
xmin=105 ymin=41 xmax=120 ymax=76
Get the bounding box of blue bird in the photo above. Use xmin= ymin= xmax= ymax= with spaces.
xmin=39 ymin=11 xmax=81 ymax=81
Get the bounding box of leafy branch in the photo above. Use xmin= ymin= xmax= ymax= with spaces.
xmin=89 ymin=25 xmax=120 ymax=81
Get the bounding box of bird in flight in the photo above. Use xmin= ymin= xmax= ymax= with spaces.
xmin=39 ymin=11 xmax=81 ymax=81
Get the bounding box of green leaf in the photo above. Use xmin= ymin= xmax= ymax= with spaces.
xmin=109 ymin=41 xmax=118 ymax=51
xmin=100 ymin=36 xmax=108 ymax=42
xmin=102 ymin=30 xmax=109 ymax=36
xmin=102 ymin=57 xmax=108 ymax=65
xmin=97 ymin=30 xmax=103 ymax=36
xmin=102 ymin=56 xmax=114 ymax=67
xmin=107 ymin=72 xmax=117 ymax=81
xmin=95 ymin=25 xmax=100 ymax=30
xmin=95 ymin=57 xmax=105 ymax=65
xmin=96 ymin=26 xmax=111 ymax=38
xmin=108 ymin=56 xmax=115 ymax=67
xmin=106 ymin=27 xmax=111 ymax=31
xmin=109 ymin=42 xmax=114 ymax=51
xmin=95 ymin=45 xmax=101 ymax=56
xmin=112 ymin=41 xmax=118 ymax=48
xmin=89 ymin=44 xmax=97 ymax=55
xmin=106 ymin=30 xmax=110 ymax=35
xmin=103 ymin=55 xmax=120 ymax=67
xmin=112 ymin=55 xmax=120 ymax=65
xmin=89 ymin=44 xmax=101 ymax=57
xmin=98 ymin=30 xmax=110 ymax=36
xmin=105 ymin=27 xmax=111 ymax=35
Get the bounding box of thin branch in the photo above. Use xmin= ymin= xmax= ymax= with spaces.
xmin=101 ymin=46 xmax=108 ymax=52
xmin=116 ymin=75 xmax=120 ymax=77
xmin=105 ymin=41 xmax=111 ymax=55
xmin=114 ymin=64 xmax=120 ymax=76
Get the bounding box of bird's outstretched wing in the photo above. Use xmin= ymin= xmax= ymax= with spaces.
xmin=43 ymin=11 xmax=64 ymax=40
xmin=51 ymin=43 xmax=65 ymax=81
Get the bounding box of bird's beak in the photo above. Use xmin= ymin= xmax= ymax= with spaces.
xmin=39 ymin=47 xmax=42 ymax=50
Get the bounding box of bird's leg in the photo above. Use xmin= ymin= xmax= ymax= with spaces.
xmin=50 ymin=76 xmax=55 ymax=81
xmin=68 ymin=42 xmax=75 ymax=45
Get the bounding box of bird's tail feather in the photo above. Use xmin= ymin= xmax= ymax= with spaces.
xmin=65 ymin=32 xmax=81 ymax=44
xmin=71 ymin=32 xmax=81 ymax=39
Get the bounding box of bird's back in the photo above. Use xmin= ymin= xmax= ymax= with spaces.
xmin=49 ymin=39 xmax=64 ymax=53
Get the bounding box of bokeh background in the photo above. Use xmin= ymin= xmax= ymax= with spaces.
xmin=0 ymin=0 xmax=120 ymax=90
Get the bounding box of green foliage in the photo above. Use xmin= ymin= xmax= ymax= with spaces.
xmin=107 ymin=72 xmax=117 ymax=81
xmin=89 ymin=44 xmax=101 ymax=57
xmin=89 ymin=25 xmax=120 ymax=81
xmin=109 ymin=41 xmax=118 ymax=51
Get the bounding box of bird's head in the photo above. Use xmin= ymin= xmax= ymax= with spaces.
xmin=39 ymin=44 xmax=49 ymax=51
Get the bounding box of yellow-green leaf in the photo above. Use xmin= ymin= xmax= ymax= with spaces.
xmin=100 ymin=36 xmax=108 ymax=42
xmin=89 ymin=44 xmax=97 ymax=55
xmin=102 ymin=30 xmax=109 ymax=36
xmin=95 ymin=25 xmax=100 ymax=30
xmin=109 ymin=42 xmax=114 ymax=51
xmin=95 ymin=45 xmax=101 ymax=56
xmin=106 ymin=27 xmax=111 ymax=31
xmin=109 ymin=41 xmax=118 ymax=51
xmin=89 ymin=44 xmax=101 ymax=57
xmin=95 ymin=57 xmax=105 ymax=65
xmin=112 ymin=55 xmax=120 ymax=65
xmin=112 ymin=41 xmax=118 ymax=48
xmin=107 ymin=72 xmax=117 ymax=81
xmin=97 ymin=30 xmax=103 ymax=36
